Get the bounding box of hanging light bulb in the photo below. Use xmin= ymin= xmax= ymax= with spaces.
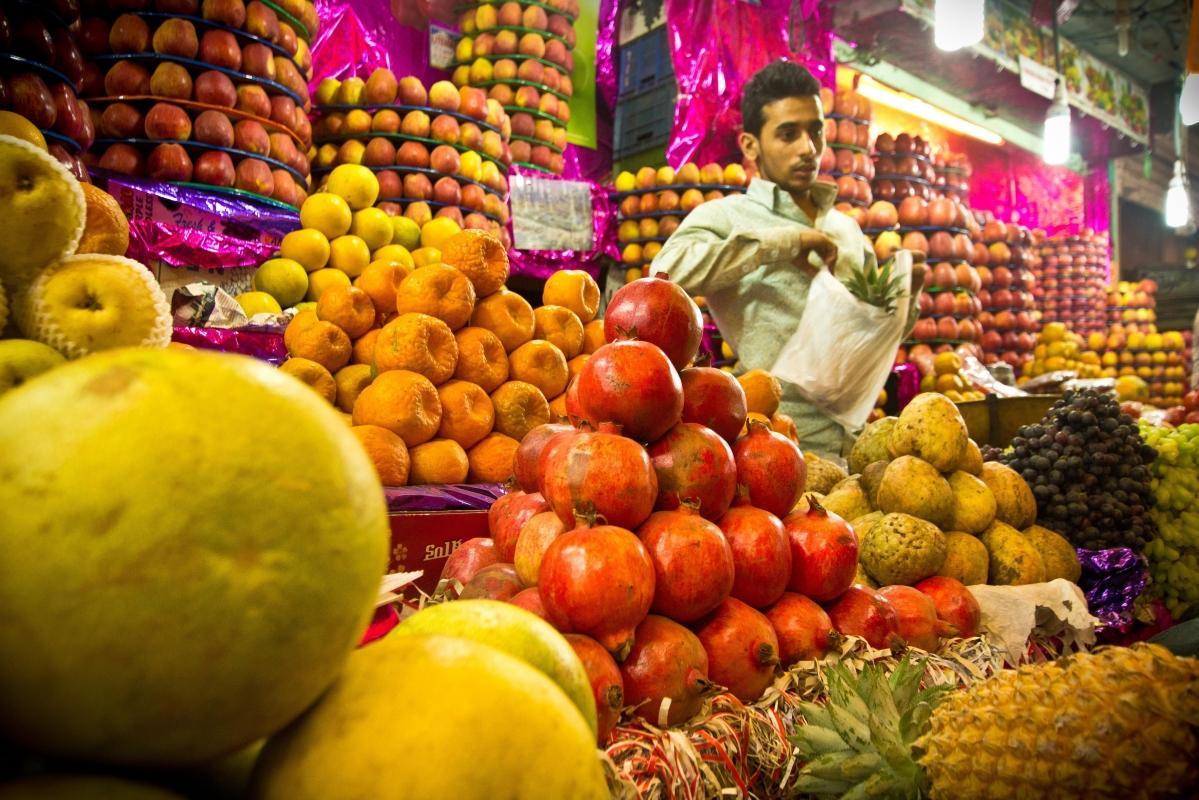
xmin=1115 ymin=0 xmax=1130 ymax=57
xmin=1043 ymin=80 xmax=1071 ymax=165
xmin=934 ymin=0 xmax=984 ymax=52
xmin=1166 ymin=160 xmax=1191 ymax=228
xmin=1182 ymin=74 xmax=1199 ymax=126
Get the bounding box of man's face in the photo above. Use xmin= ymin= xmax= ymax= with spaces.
xmin=740 ymin=95 xmax=824 ymax=195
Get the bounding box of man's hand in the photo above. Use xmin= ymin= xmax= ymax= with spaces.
xmin=791 ymin=230 xmax=838 ymax=278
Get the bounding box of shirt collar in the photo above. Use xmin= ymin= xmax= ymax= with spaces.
xmin=746 ymin=177 xmax=838 ymax=224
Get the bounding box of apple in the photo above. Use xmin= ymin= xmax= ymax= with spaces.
xmin=149 ymin=62 xmax=193 ymax=100
xmin=428 ymin=80 xmax=461 ymax=112
xmin=235 ymin=85 xmax=272 ymax=118
xmin=400 ymin=109 xmax=431 ymax=138
xmin=273 ymin=58 xmax=307 ymax=103
xmin=98 ymin=143 xmax=144 ymax=176
xmin=109 ymin=14 xmax=150 ymax=52
xmin=49 ymin=28 xmax=85 ymax=87
xmin=277 ymin=22 xmax=298 ymax=56
xmin=152 ymin=17 xmax=198 ymax=58
xmin=432 ymin=175 xmax=462 ymax=207
xmin=362 ymin=67 xmax=398 ymax=105
xmin=50 ymin=84 xmax=84 ymax=141
xmin=8 ymin=73 xmax=55 ymax=129
xmin=233 ymin=119 xmax=270 ymax=155
xmin=241 ymin=43 xmax=275 ymax=79
xmin=268 ymin=131 xmax=297 ymax=162
xmin=99 ymin=103 xmax=144 ymax=138
xmin=375 ymin=170 xmax=401 ymax=200
xmin=269 ymin=95 xmax=297 ymax=128
xmin=430 ymin=114 xmax=460 ymax=144
xmin=544 ymin=39 xmax=567 ymax=68
xmin=494 ymin=59 xmax=518 ymax=81
xmin=156 ymin=0 xmax=201 ymax=12
xmin=518 ymin=32 xmax=545 ymax=58
xmin=202 ymin=0 xmax=247 ymax=27
xmin=144 ymin=102 xmax=192 ymax=140
xmin=403 ymin=172 xmax=433 ymax=201
xmin=235 ymin=157 xmax=274 ymax=195
xmin=371 ymin=109 xmax=401 ymax=133
xmin=336 ymin=139 xmax=364 ymax=165
xmin=194 ymin=70 xmax=237 ymax=107
xmin=78 ymin=17 xmax=111 ymax=56
xmin=434 ymin=205 xmax=464 ymax=226
xmin=363 ymin=137 xmax=396 ymax=166
xmin=147 ymin=142 xmax=194 ymax=181
xmin=514 ymin=85 xmax=540 ymax=108
xmin=429 ymin=144 xmax=460 ymax=174
xmin=517 ymin=58 xmax=544 ymax=84
xmin=480 ymin=130 xmax=504 ymax=160
xmin=459 ymin=87 xmax=488 ymax=120
xmin=398 ymin=76 xmax=427 ymax=106
xmin=74 ymin=99 xmax=96 ymax=150
xmin=395 ymin=141 xmax=430 ymax=169
xmin=509 ymin=139 xmax=531 ymax=164
xmin=488 ymin=84 xmax=515 ymax=106
xmin=193 ymin=109 xmax=235 ymax=147
xmin=244 ymin=1 xmax=280 ymax=41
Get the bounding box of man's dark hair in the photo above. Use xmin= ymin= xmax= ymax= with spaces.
xmin=741 ymin=61 xmax=822 ymax=136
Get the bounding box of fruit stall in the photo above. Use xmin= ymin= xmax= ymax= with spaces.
xmin=2 ymin=0 xmax=1199 ymax=798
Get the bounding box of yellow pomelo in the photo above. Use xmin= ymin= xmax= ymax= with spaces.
xmin=0 ymin=135 xmax=85 ymax=287
xmin=0 ymin=776 xmax=184 ymax=799
xmin=250 ymin=634 xmax=608 ymax=799
xmin=392 ymin=599 xmax=597 ymax=733
xmin=0 ymin=348 xmax=388 ymax=766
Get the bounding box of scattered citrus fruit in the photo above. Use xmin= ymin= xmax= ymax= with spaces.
xmin=350 ymin=207 xmax=393 ymax=251
xmin=316 ymin=284 xmax=376 ymax=339
xmin=508 ymin=339 xmax=569 ymax=399
xmin=490 ymin=380 xmax=550 ymax=441
xmin=351 ymin=368 xmax=442 ymax=446
xmin=471 ymin=289 xmax=534 ymax=352
xmin=279 ymin=357 xmax=336 ymax=404
xmin=467 ymin=432 xmax=519 ymax=483
xmin=284 ymin=318 xmax=351 ymax=372
xmin=77 ymin=183 xmax=129 ymax=256
xmin=408 ymin=438 xmax=470 ymax=484
xmin=236 ymin=290 xmax=283 ymax=317
xmin=738 ymin=369 xmax=782 ymax=416
xmin=394 ymin=263 xmax=477 ymax=330
xmin=373 ymin=313 xmax=458 ymax=384
xmin=441 ymin=230 xmax=509 ymax=296
xmin=419 ymin=217 xmax=462 ymax=251
xmin=453 ymin=326 xmax=509 ymax=392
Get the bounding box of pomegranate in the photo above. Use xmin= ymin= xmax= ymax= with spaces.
xmin=488 ymin=490 xmax=550 ymax=561
xmin=514 ymin=422 xmax=574 ymax=493
xmin=576 ymin=340 xmax=684 ymax=443
xmin=509 ymin=586 xmax=553 ymax=622
xmin=538 ymin=520 xmax=655 ymax=659
xmin=563 ymin=375 xmax=583 ymax=422
xmin=603 ymin=272 xmax=704 ymax=370
xmin=782 ymin=497 xmax=858 ymax=601
xmin=679 ymin=366 xmax=748 ymax=442
xmin=620 ymin=615 xmax=713 ymax=726
xmin=765 ymin=593 xmax=837 ymax=665
xmin=566 ymin=634 xmax=625 ymax=743
xmin=638 ymin=505 xmax=735 ymax=622
xmin=693 ymin=597 xmax=779 ymax=703
xmin=732 ymin=420 xmax=804 ymax=518
xmin=825 ymin=585 xmax=901 ymax=650
xmin=915 ymin=576 xmax=981 ymax=638
xmin=439 ymin=537 xmax=499 ymax=586
xmin=459 ymin=563 xmax=523 ymax=601
xmin=717 ymin=500 xmax=791 ymax=608
xmin=877 ymin=585 xmax=955 ymax=652
xmin=647 ymin=422 xmax=737 ymax=520
xmin=536 ymin=423 xmax=580 ymax=496
xmin=513 ymin=510 xmax=566 ymax=586
xmin=541 ymin=422 xmax=658 ymax=530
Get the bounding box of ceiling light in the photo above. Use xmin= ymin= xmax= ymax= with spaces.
xmin=1166 ymin=160 xmax=1191 ymax=229
xmin=934 ymin=0 xmax=985 ymax=52
xmin=856 ymin=76 xmax=1005 ymax=145
xmin=1043 ymin=80 xmax=1071 ymax=165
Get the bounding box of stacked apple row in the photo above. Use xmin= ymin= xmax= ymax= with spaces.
xmin=452 ymin=0 xmax=577 ymax=174
xmin=817 ymin=87 xmax=874 ymax=208
xmin=611 ymin=162 xmax=750 ymax=281
xmin=976 ymin=220 xmax=1039 ymax=372
xmin=0 ymin=3 xmax=93 ymax=179
xmin=933 ymin=151 xmax=971 ymax=197
xmin=1036 ymin=230 xmax=1109 ymax=335
xmin=310 ymin=70 xmax=513 ymax=247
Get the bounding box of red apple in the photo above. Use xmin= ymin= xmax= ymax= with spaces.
xmin=193 ymin=149 xmax=236 ymax=186
xmin=149 ymin=62 xmax=193 ymax=100
xmin=199 ymin=29 xmax=242 ymax=70
xmin=233 ymin=119 xmax=270 ymax=155
xmin=194 ymin=70 xmax=237 ymax=107
xmin=147 ymin=142 xmax=194 ymax=181
xmin=193 ymin=109 xmax=235 ymax=148
xmin=235 ymin=157 xmax=274 ymax=196
xmin=98 ymin=142 xmax=145 ymax=175
xmin=144 ymin=102 xmax=192 ymax=140
xmin=235 ymin=85 xmax=272 ymax=118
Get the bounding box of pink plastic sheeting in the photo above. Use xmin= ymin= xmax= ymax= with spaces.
xmin=664 ymin=0 xmax=835 ymax=168
xmin=311 ymin=0 xmax=453 ymax=88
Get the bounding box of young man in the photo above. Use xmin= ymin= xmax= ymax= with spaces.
xmin=654 ymin=60 xmax=923 ymax=458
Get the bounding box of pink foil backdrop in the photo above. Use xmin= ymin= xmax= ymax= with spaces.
xmin=664 ymin=0 xmax=835 ymax=168
xmin=311 ymin=0 xmax=452 ymax=89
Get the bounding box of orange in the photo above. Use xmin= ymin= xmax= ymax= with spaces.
xmin=278 ymin=357 xmax=336 ymax=404
xmin=567 ymin=354 xmax=589 ymax=380
xmin=467 ymin=432 xmax=519 ymax=483
xmin=548 ymin=391 xmax=569 ymax=420
xmin=436 ymin=379 xmax=495 ymax=449
xmin=933 ymin=351 xmax=962 ymax=376
xmin=350 ymin=424 xmax=410 ymax=486
xmin=284 ymin=310 xmax=319 ymax=352
xmin=352 ymin=328 xmax=382 ymax=365
xmin=440 ymin=229 xmax=509 ymax=296
xmin=532 ymin=305 xmax=584 ymax=359
xmin=408 ymin=438 xmax=470 ymax=485
xmin=581 ymin=319 xmax=606 ymax=354
xmin=394 ymin=263 xmax=477 ymax=330
xmin=471 ymin=289 xmax=534 ymax=352
xmin=373 ymin=313 xmax=458 ymax=385
xmin=317 ymin=284 xmax=376 ymax=339
xmin=542 ymin=269 xmax=599 ymax=323
xmin=334 ymin=364 xmax=374 ymax=413
xmin=508 ymin=340 xmax=569 ymax=400
xmin=738 ymin=369 xmax=782 ymax=417
xmin=770 ymin=412 xmax=799 ymax=444
xmin=453 ymin=326 xmax=509 ymax=392
xmin=285 ymin=318 xmax=352 ymax=372
xmin=354 ymin=259 xmax=411 ymax=315
xmin=490 ymin=380 xmax=550 ymax=441
xmin=351 ymin=369 xmax=442 ymax=446
xmin=77 ymin=183 xmax=129 ymax=256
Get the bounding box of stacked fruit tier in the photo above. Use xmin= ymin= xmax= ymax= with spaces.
xmin=451 ymin=0 xmax=577 ymax=175
xmin=976 ymin=220 xmax=1038 ymax=374
xmin=310 ymin=72 xmax=512 ymax=246
xmin=871 ymin=132 xmax=938 ymax=205
xmin=0 ymin=1 xmax=93 ymax=178
xmin=611 ymin=162 xmax=749 ymax=281
xmin=1104 ymin=327 xmax=1191 ymax=409
xmin=1036 ymin=231 xmax=1108 ymax=335
xmin=820 ymin=86 xmax=874 ymax=210
xmin=932 ymin=151 xmax=971 ymax=199
xmin=78 ymin=3 xmax=317 ymax=209
xmin=1105 ymin=278 xmax=1158 ymax=332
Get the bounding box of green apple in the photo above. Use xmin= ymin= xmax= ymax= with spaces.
xmin=0 ymin=339 xmax=65 ymax=395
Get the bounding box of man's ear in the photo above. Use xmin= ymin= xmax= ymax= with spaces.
xmin=738 ymin=131 xmax=760 ymax=164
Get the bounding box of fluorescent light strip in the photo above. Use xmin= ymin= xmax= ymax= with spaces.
xmin=856 ymin=76 xmax=1005 ymax=145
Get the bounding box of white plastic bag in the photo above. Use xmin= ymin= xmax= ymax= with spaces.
xmin=771 ymin=251 xmax=912 ymax=430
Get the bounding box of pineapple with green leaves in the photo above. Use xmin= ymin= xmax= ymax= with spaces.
xmin=844 ymin=257 xmax=907 ymax=315
xmin=790 ymin=644 xmax=1199 ymax=799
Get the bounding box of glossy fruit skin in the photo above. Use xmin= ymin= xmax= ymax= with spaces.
xmin=514 ymin=422 xmax=574 ymax=493
xmin=717 ymin=504 xmax=791 ymax=608
xmin=488 ymin=490 xmax=550 ymax=561
xmin=914 ymin=576 xmax=981 ymax=638
xmin=603 ymin=272 xmax=703 ymax=370
xmin=877 ymin=585 xmax=953 ymax=652
xmin=647 ymin=422 xmax=737 ymax=521
xmin=824 ymin=584 xmax=901 ymax=650
xmin=619 ymin=615 xmax=711 ymax=726
xmin=541 ymin=422 xmax=658 ymax=530
xmin=439 ymin=537 xmax=499 ymax=586
xmin=680 ymin=366 xmax=748 ymax=443
xmin=576 ymin=340 xmax=684 ymax=443
xmin=509 ymin=586 xmax=552 ymax=622
xmin=765 ymin=592 xmax=836 ymax=666
xmin=637 ymin=506 xmax=735 ymax=622
xmin=566 ymin=633 xmax=625 ymax=743
xmin=781 ymin=499 xmax=858 ymax=601
xmin=691 ymin=597 xmax=779 ymax=704
xmin=458 ymin=563 xmax=523 ymax=601
xmin=538 ymin=522 xmax=655 ymax=660
xmin=732 ymin=421 xmax=805 ymax=518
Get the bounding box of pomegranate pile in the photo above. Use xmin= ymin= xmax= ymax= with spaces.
xmin=439 ymin=273 xmax=981 ymax=738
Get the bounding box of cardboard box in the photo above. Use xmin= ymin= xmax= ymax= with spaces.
xmin=388 ymin=510 xmax=490 ymax=595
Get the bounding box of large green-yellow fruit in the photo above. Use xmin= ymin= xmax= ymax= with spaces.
xmin=887 ymin=392 xmax=968 ymax=472
xmin=391 ymin=599 xmax=597 ymax=734
xmin=250 ymin=634 xmax=609 ymax=799
xmin=0 ymin=776 xmax=183 ymax=799
xmin=0 ymin=348 xmax=388 ymax=766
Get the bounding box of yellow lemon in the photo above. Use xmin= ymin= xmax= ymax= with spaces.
xmin=236 ymin=291 xmax=283 ymax=316
xmin=391 ymin=215 xmax=421 ymax=250
xmin=299 ymin=193 xmax=352 ymax=239
xmin=328 ymin=235 xmax=371 ymax=278
xmin=279 ymin=228 xmax=331 ymax=272
xmin=371 ymin=244 xmax=415 ymax=268
xmin=325 ymin=164 xmax=379 ymax=210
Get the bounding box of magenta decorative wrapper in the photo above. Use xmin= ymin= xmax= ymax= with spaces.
xmin=358 ymin=605 xmax=400 ymax=647
xmin=95 ymin=172 xmax=298 ymax=270
xmin=507 ymin=174 xmax=618 ymax=281
xmin=893 ymin=362 xmax=922 ymax=411
xmin=172 ymin=326 xmax=289 ymax=364
xmin=1076 ymin=547 xmax=1149 ymax=631
xmin=384 ymin=483 xmax=506 ymax=513
xmin=311 ymin=0 xmax=450 ymax=88
xmin=664 ymin=0 xmax=835 ymax=168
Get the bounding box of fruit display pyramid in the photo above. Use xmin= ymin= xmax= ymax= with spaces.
xmin=1105 ymin=278 xmax=1159 ymax=332
xmin=1103 ymin=324 xmax=1190 ymax=408
xmin=611 ymin=162 xmax=749 ymax=282
xmin=452 ymin=0 xmax=578 ymax=175
xmin=817 ymin=87 xmax=874 ymax=209
xmin=77 ymin=1 xmax=318 ymax=208
xmin=1035 ymin=229 xmax=1108 ymax=334
xmin=311 ymin=70 xmax=513 ymax=248
xmin=0 ymin=1 xmax=94 ymax=180
xmin=976 ymin=219 xmax=1039 ymax=374
xmin=1020 ymin=321 xmax=1102 ymax=383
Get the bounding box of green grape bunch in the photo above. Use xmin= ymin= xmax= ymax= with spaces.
xmin=1139 ymin=421 xmax=1199 ymax=618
